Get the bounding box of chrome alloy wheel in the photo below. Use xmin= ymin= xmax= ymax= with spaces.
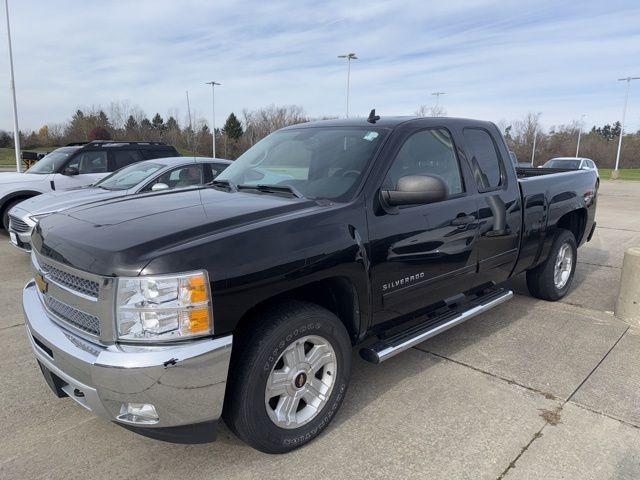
xmin=554 ymin=243 xmax=573 ymax=289
xmin=265 ymin=335 xmax=337 ymax=429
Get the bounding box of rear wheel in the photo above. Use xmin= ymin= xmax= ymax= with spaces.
xmin=223 ymin=301 xmax=352 ymax=453
xmin=526 ymin=229 xmax=577 ymax=301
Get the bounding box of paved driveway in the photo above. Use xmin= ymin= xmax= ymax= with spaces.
xmin=1 ymin=181 xmax=639 ymax=479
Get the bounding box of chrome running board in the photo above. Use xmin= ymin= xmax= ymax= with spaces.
xmin=360 ymin=288 xmax=513 ymax=364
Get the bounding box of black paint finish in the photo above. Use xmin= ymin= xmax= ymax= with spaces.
xmin=32 ymin=117 xmax=598 ymax=343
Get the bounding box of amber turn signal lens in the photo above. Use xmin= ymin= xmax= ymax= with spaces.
xmin=188 ymin=275 xmax=208 ymax=303
xmin=187 ymin=308 xmax=210 ymax=334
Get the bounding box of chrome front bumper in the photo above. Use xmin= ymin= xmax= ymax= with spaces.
xmin=8 ymin=225 xmax=33 ymax=252
xmin=23 ymin=281 xmax=233 ymax=428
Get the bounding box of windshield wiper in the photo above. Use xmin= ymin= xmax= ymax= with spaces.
xmin=208 ymin=179 xmax=237 ymax=192
xmin=237 ymin=183 xmax=304 ymax=198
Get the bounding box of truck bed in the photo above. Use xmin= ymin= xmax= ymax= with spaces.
xmin=513 ymin=167 xmax=598 ymax=276
xmin=516 ymin=167 xmax=577 ymax=178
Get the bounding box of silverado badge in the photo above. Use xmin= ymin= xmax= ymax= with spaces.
xmin=35 ymin=273 xmax=48 ymax=294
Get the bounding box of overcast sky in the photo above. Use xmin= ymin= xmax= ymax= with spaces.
xmin=2 ymin=0 xmax=640 ymax=132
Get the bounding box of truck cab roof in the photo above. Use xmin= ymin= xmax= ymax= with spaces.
xmin=281 ymin=116 xmax=497 ymax=131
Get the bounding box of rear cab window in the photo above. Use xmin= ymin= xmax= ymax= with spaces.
xmin=462 ymin=128 xmax=504 ymax=191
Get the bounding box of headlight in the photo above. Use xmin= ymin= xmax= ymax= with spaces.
xmin=116 ymin=271 xmax=212 ymax=342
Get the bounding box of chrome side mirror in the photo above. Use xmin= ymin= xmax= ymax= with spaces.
xmin=151 ymin=182 xmax=169 ymax=191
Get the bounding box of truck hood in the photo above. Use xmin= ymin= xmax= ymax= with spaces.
xmin=32 ymin=186 xmax=319 ymax=275
xmin=13 ymin=187 xmax=125 ymax=216
xmin=0 ymin=172 xmax=47 ymax=185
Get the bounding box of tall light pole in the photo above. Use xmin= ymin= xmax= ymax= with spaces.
xmin=338 ymin=53 xmax=357 ymax=118
xmin=613 ymin=76 xmax=640 ymax=178
xmin=431 ymin=91 xmax=445 ymax=108
xmin=4 ymin=0 xmax=21 ymax=172
xmin=576 ymin=113 xmax=586 ymax=157
xmin=531 ymin=112 xmax=542 ymax=165
xmin=205 ymin=81 xmax=221 ymax=158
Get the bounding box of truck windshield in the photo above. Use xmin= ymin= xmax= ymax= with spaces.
xmin=216 ymin=127 xmax=387 ymax=200
xmin=95 ymin=162 xmax=164 ymax=190
xmin=26 ymin=147 xmax=80 ymax=174
xmin=544 ymin=159 xmax=581 ymax=169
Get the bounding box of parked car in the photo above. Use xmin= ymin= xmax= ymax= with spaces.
xmin=7 ymin=157 xmax=231 ymax=251
xmin=0 ymin=141 xmax=180 ymax=230
xmin=542 ymin=157 xmax=599 ymax=180
xmin=23 ymin=115 xmax=597 ymax=453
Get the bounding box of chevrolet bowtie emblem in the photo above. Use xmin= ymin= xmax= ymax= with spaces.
xmin=35 ymin=273 xmax=48 ymax=294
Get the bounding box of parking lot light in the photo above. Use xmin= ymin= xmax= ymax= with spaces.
xmin=338 ymin=53 xmax=357 ymax=118
xmin=3 ymin=0 xmax=22 ymax=172
xmin=613 ymin=76 xmax=640 ymax=178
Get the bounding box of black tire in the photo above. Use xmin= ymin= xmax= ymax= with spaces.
xmin=526 ymin=229 xmax=577 ymax=301
xmin=1 ymin=199 xmax=22 ymax=231
xmin=223 ymin=301 xmax=352 ymax=454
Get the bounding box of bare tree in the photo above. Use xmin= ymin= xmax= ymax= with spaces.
xmin=414 ymin=105 xmax=447 ymax=117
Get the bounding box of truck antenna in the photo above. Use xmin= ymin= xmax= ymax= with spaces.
xmin=367 ymin=109 xmax=380 ymax=124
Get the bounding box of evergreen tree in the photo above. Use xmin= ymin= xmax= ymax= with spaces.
xmin=97 ymin=110 xmax=111 ymax=129
xmin=223 ymin=113 xmax=243 ymax=140
xmin=152 ymin=113 xmax=165 ymax=130
xmin=0 ymin=130 xmax=13 ymax=148
xmin=166 ymin=116 xmax=179 ymax=130
xmin=124 ymin=115 xmax=138 ymax=132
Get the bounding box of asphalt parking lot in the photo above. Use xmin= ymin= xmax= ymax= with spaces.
xmin=0 ymin=180 xmax=638 ymax=480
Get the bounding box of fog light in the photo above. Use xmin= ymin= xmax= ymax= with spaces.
xmin=117 ymin=403 xmax=159 ymax=424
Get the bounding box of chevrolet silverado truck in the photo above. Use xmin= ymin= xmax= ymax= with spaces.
xmin=23 ymin=115 xmax=597 ymax=453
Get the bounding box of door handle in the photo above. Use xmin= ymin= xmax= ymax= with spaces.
xmin=451 ymin=215 xmax=475 ymax=226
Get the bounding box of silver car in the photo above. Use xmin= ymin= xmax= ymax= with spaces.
xmin=542 ymin=157 xmax=599 ymax=177
xmin=8 ymin=156 xmax=231 ymax=251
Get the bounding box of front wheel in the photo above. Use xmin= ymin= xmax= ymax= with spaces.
xmin=2 ymin=199 xmax=22 ymax=231
xmin=223 ymin=301 xmax=352 ymax=453
xmin=526 ymin=229 xmax=577 ymax=301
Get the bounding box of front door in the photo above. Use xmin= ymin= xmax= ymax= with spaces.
xmin=52 ymin=150 xmax=110 ymax=190
xmin=368 ymin=128 xmax=479 ymax=327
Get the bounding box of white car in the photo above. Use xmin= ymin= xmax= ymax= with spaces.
xmin=543 ymin=157 xmax=599 ymax=178
xmin=0 ymin=141 xmax=179 ymax=230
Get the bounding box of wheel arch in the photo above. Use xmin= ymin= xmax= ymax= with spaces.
xmin=0 ymin=190 xmax=42 ymax=222
xmin=234 ymin=276 xmax=362 ymax=344
xmin=556 ymin=207 xmax=588 ymax=244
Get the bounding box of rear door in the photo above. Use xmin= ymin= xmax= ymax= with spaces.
xmin=368 ymin=126 xmax=480 ymax=326
xmin=110 ymin=149 xmax=143 ymax=172
xmin=460 ymin=126 xmax=521 ymax=285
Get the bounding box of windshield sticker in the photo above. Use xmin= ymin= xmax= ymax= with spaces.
xmin=363 ymin=131 xmax=379 ymax=141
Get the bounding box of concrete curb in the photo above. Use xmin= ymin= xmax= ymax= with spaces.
xmin=615 ymin=246 xmax=640 ymax=325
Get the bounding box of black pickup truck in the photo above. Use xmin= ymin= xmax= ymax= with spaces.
xmin=23 ymin=115 xmax=597 ymax=453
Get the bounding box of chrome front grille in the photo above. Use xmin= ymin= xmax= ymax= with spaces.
xmin=40 ymin=262 xmax=100 ymax=298
xmin=32 ymin=249 xmax=116 ymax=342
xmin=9 ymin=215 xmax=30 ymax=233
xmin=44 ymin=295 xmax=101 ymax=336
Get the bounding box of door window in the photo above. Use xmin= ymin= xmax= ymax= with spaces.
xmin=144 ymin=165 xmax=203 ymax=191
xmin=204 ymin=162 xmax=228 ymax=181
xmin=462 ymin=128 xmax=503 ymax=190
xmin=67 ymin=151 xmax=108 ymax=174
xmin=112 ymin=150 xmax=143 ymax=170
xmin=384 ymin=129 xmax=463 ymax=196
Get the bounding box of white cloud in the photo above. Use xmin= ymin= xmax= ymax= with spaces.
xmin=1 ymin=0 xmax=640 ymax=132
